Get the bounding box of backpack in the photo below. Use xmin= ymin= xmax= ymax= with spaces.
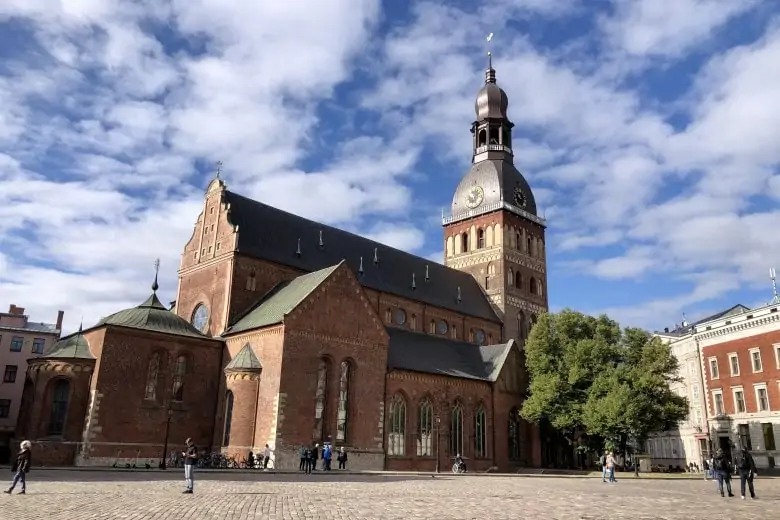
xmin=736 ymin=453 xmax=751 ymax=470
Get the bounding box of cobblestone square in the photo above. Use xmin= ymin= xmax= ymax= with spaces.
xmin=0 ymin=471 xmax=778 ymax=520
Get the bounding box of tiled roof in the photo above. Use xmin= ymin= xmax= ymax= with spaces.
xmin=96 ymin=293 xmax=207 ymax=338
xmin=224 ymin=263 xmax=341 ymax=335
xmin=222 ymin=190 xmax=500 ymax=323
xmin=225 ymin=343 xmax=262 ymax=371
xmin=386 ymin=328 xmax=515 ymax=382
xmin=40 ymin=333 xmax=94 ymax=360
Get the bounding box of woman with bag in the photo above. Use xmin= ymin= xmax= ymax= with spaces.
xmin=4 ymin=440 xmax=32 ymax=495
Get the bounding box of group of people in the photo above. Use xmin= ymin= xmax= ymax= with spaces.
xmin=298 ymin=443 xmax=347 ymax=473
xmin=708 ymin=447 xmax=758 ymax=500
xmin=598 ymin=451 xmax=618 ymax=483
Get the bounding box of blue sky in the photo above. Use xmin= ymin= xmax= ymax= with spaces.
xmin=1 ymin=0 xmax=779 ymax=334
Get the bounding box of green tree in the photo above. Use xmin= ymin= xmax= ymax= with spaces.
xmin=521 ymin=309 xmax=688 ymax=453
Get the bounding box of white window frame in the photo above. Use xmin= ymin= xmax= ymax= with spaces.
xmin=691 ymin=383 xmax=700 ymax=402
xmin=774 ymin=343 xmax=780 ymax=370
xmin=709 ymin=357 xmax=719 ymax=380
xmin=732 ymin=386 xmax=746 ymax=414
xmin=728 ymin=353 xmax=740 ymax=376
xmin=712 ymin=389 xmax=725 ymax=416
xmin=750 ymin=348 xmax=763 ymax=373
xmin=754 ymin=383 xmax=770 ymax=413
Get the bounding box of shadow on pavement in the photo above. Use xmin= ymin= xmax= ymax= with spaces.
xmin=27 ymin=471 xmax=444 ymax=484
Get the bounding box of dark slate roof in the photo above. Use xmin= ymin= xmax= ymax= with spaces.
xmin=656 ymin=304 xmax=749 ymax=337
xmin=40 ymin=333 xmax=94 ymax=360
xmin=386 ymin=328 xmax=515 ymax=381
xmin=96 ymin=293 xmax=207 ymax=339
xmin=223 ymin=190 xmax=499 ymax=323
xmin=224 ymin=263 xmax=340 ymax=335
xmin=226 ymin=343 xmax=262 ymax=371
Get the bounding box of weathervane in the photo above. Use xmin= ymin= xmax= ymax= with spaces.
xmin=215 ymin=160 xmax=223 ymax=179
xmin=770 ymin=268 xmax=779 ymax=304
xmin=486 ymin=32 xmax=494 ymax=68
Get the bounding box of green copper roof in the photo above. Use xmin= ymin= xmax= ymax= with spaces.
xmin=226 ymin=262 xmax=342 ymax=335
xmin=43 ymin=333 xmax=94 ymax=360
xmin=225 ymin=343 xmax=262 ymax=371
xmin=97 ymin=293 xmax=206 ymax=338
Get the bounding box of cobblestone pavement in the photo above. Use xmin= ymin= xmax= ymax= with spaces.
xmin=0 ymin=471 xmax=778 ymax=520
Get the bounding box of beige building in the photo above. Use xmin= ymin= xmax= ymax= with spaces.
xmin=0 ymin=304 xmax=63 ymax=461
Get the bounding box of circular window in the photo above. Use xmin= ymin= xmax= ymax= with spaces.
xmin=191 ymin=304 xmax=210 ymax=332
xmin=474 ymin=329 xmax=486 ymax=345
xmin=436 ymin=319 xmax=448 ymax=335
xmin=393 ymin=308 xmax=407 ymax=325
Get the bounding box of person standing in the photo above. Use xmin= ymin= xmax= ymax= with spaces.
xmin=299 ymin=445 xmax=307 ymax=471
xmin=262 ymin=444 xmax=271 ymax=470
xmin=337 ymin=447 xmax=347 ymax=470
xmin=182 ymin=438 xmax=198 ymax=494
xmin=598 ymin=451 xmax=608 ymax=482
xmin=4 ymin=440 xmax=32 ymax=495
xmin=606 ymin=451 xmax=617 ymax=484
xmin=735 ymin=447 xmax=758 ymax=500
xmin=713 ymin=449 xmax=734 ymax=497
xmin=303 ymin=445 xmax=313 ymax=474
xmin=310 ymin=443 xmax=320 ymax=471
xmin=323 ymin=444 xmax=332 ymax=471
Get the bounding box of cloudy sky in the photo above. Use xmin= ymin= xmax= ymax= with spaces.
xmin=1 ymin=0 xmax=779 ymax=334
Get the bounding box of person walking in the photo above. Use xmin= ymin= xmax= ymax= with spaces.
xmin=310 ymin=443 xmax=320 ymax=471
xmin=606 ymin=451 xmax=617 ymax=484
xmin=4 ymin=440 xmax=32 ymax=495
xmin=598 ymin=451 xmax=608 ymax=482
xmin=734 ymin=447 xmax=758 ymax=500
xmin=304 ymin=445 xmax=313 ymax=474
xmin=713 ymin=449 xmax=734 ymax=497
xmin=182 ymin=438 xmax=198 ymax=494
xmin=299 ymin=445 xmax=307 ymax=471
xmin=337 ymin=447 xmax=347 ymax=470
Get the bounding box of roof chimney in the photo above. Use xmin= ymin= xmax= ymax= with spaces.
xmin=56 ymin=310 xmax=64 ymax=332
xmin=8 ymin=304 xmax=25 ymax=315
xmin=664 ymin=327 xmax=669 ymax=333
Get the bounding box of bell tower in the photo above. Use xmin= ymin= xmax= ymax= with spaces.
xmin=443 ymin=53 xmax=548 ymax=344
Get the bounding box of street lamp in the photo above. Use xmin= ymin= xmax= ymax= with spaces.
xmin=435 ymin=414 xmax=441 ymax=474
xmin=159 ymin=407 xmax=174 ymax=470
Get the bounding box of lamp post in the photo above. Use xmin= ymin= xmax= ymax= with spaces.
xmin=435 ymin=414 xmax=441 ymax=474
xmin=159 ymin=407 xmax=174 ymax=470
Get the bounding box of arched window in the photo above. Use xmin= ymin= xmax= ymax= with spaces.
xmin=313 ymin=358 xmax=329 ymax=442
xmin=509 ymin=408 xmax=521 ymax=460
xmin=388 ymin=394 xmax=406 ymax=456
xmin=223 ymin=391 xmax=234 ymax=446
xmin=477 ymin=228 xmax=485 ymax=248
xmin=537 ymin=280 xmax=544 ymax=297
xmin=429 ymin=319 xmax=436 ymax=334
xmin=461 ymin=232 xmax=469 ymax=252
xmin=144 ymin=353 xmax=159 ymax=400
xmin=246 ymin=271 xmax=257 ymax=291
xmin=172 ymin=355 xmax=187 ymax=402
xmin=475 ymin=405 xmax=487 ymax=458
xmin=526 ymin=236 xmax=532 ymax=254
xmin=336 ymin=361 xmax=351 ymax=442
xmin=385 ymin=308 xmax=392 ymax=323
xmin=516 ymin=232 xmax=521 ymax=249
xmin=47 ymin=379 xmax=70 ymax=435
xmin=515 ymin=272 xmax=522 ymax=289
xmin=451 ymin=326 xmax=458 ymax=340
xmin=417 ymin=399 xmax=433 ymax=456
xmin=411 ymin=314 xmax=417 ymax=330
xmin=507 ymin=268 xmax=514 ymax=286
xmin=487 ymin=263 xmax=496 ymax=275
xmin=530 ymin=277 xmax=537 ymax=295
xmin=478 ymin=129 xmax=487 ymax=147
xmin=517 ymin=311 xmax=526 ymax=342
xmin=450 ymin=403 xmax=464 ymax=455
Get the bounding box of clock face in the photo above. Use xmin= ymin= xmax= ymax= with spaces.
xmin=474 ymin=329 xmax=486 ymax=345
xmin=393 ymin=308 xmax=407 ymax=326
xmin=191 ymin=304 xmax=210 ymax=333
xmin=513 ymin=186 xmax=527 ymax=208
xmin=466 ymin=185 xmax=484 ymax=209
xmin=436 ymin=319 xmax=449 ymax=335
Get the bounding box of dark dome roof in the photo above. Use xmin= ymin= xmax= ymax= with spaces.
xmin=475 ymin=81 xmax=508 ymax=120
xmin=41 ymin=334 xmax=93 ymax=360
xmin=97 ymin=293 xmax=206 ymax=338
xmin=451 ymin=159 xmax=537 ymax=217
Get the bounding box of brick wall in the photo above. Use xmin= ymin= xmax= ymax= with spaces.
xmin=222 ymin=372 xmax=260 ymax=457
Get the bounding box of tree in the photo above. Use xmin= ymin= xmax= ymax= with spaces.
xmin=521 ymin=309 xmax=688 ymax=453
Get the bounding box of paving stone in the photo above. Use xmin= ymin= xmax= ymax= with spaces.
xmin=0 ymin=471 xmax=778 ymax=519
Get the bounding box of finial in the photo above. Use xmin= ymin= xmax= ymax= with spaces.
xmin=358 ymin=256 xmax=364 ymax=276
xmin=152 ymin=258 xmax=160 ymax=293
xmin=215 ymin=160 xmax=223 ymax=179
xmin=425 ymin=264 xmax=430 ymax=282
xmin=319 ymin=230 xmax=324 ymax=249
xmin=770 ymin=268 xmax=779 ymax=304
xmin=373 ymin=247 xmax=379 ymax=265
xmin=78 ymin=316 xmax=83 ymax=335
xmin=296 ymin=238 xmax=302 ymax=257
xmin=412 ymin=272 xmax=417 ymax=290
xmin=485 ymin=33 xmax=496 ymax=83
xmin=457 ymin=286 xmax=462 ymax=303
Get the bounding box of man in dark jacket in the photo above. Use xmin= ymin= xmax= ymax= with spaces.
xmin=4 ymin=440 xmax=31 ymax=495
xmin=310 ymin=443 xmax=319 ymax=471
xmin=713 ymin=449 xmax=734 ymax=497
xmin=735 ymin=447 xmax=758 ymax=499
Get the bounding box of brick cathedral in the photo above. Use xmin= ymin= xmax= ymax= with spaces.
xmin=16 ymin=61 xmax=550 ymax=471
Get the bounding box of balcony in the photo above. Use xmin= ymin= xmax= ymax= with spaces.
xmin=443 ymin=201 xmax=546 ymax=226
xmin=475 ymin=144 xmax=513 ymax=155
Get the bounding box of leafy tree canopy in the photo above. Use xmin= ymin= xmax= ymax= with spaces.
xmin=520 ymin=309 xmax=688 ymax=448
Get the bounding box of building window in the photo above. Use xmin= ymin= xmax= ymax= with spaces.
xmin=32 ymin=338 xmax=45 ymax=354
xmin=461 ymin=232 xmax=469 ymax=253
xmin=738 ymin=424 xmax=752 ymax=450
xmin=3 ymin=365 xmax=17 ymax=383
xmin=144 ymin=353 xmax=159 ymax=400
xmin=713 ymin=390 xmax=724 ymax=416
xmin=9 ymin=337 xmax=23 ymax=352
xmin=755 ymin=385 xmax=770 ymax=412
xmin=336 ymin=361 xmax=351 ymax=442
xmin=507 ymin=268 xmax=514 ymax=285
xmin=728 ymin=353 xmax=740 ymax=376
xmin=733 ymin=389 xmax=746 ymax=413
xmin=451 ymin=326 xmax=457 ymax=340
xmin=508 ymin=408 xmax=521 ymax=460
xmin=750 ymin=349 xmax=763 ymax=373
xmin=474 ymin=329 xmax=486 ymax=345
xmin=246 ymin=272 xmax=257 ymax=291
xmin=762 ymin=423 xmax=776 ymax=451
xmin=475 ymin=405 xmax=487 ymax=458
xmin=450 ymin=403 xmax=464 ymax=456
xmin=487 ymin=263 xmax=496 ymax=275
xmin=691 ymin=384 xmax=699 ymax=401
xmin=518 ymin=311 xmax=526 ymax=342
xmin=191 ymin=304 xmax=210 ymax=333
xmin=774 ymin=343 xmax=780 ymax=369
xmin=429 ymin=320 xmax=436 ymax=334
xmin=410 ymin=314 xmax=417 ymax=330
xmin=477 ymin=228 xmax=485 ymax=249
xmin=526 ymin=235 xmax=531 ymax=253
xmin=223 ymin=391 xmax=234 ymax=446
xmin=313 ymin=358 xmax=329 ymax=442
xmin=709 ymin=358 xmax=719 ymax=380
xmin=0 ymin=399 xmax=9 ymax=418
xmin=393 ymin=308 xmax=407 ymax=326
xmin=387 ymin=394 xmax=406 ymax=456
xmin=529 ymin=277 xmax=537 ymax=295
xmin=385 ymin=308 xmax=392 ymax=323
xmin=436 ymin=319 xmax=448 ymax=335
xmin=515 ymin=272 xmax=522 ymax=289
xmin=417 ymin=399 xmax=433 ymax=457
xmin=47 ymin=379 xmax=70 ymax=435
xmin=172 ymin=355 xmax=187 ymax=402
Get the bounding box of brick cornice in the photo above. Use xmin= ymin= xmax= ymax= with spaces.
xmin=387 ymin=369 xmax=491 ymax=390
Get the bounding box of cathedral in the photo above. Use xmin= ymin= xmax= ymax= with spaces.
xmin=15 ymin=60 xmax=550 ymax=471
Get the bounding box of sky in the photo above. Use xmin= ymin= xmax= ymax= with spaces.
xmin=1 ymin=0 xmax=779 ymax=335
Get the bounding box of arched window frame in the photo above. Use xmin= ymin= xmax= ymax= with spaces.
xmin=477 ymin=228 xmax=485 ymax=249
xmin=388 ymin=394 xmax=407 ymax=456
xmin=517 ymin=311 xmax=527 ymax=342
xmin=461 ymin=232 xmax=469 ymax=252
xmin=313 ymin=357 xmax=330 ymax=442
xmin=450 ymin=402 xmax=464 ymax=456
xmin=529 ymin=277 xmax=537 ymax=295
xmin=336 ymin=360 xmax=352 ymax=442
xmin=410 ymin=314 xmax=417 ymax=330
xmin=526 ymin=235 xmax=532 ymax=255
xmin=515 ymin=272 xmax=522 ymax=289
xmin=429 ymin=319 xmax=436 ymax=334
xmin=144 ymin=352 xmax=160 ymax=401
xmin=417 ymin=398 xmax=434 ymax=456
xmin=475 ymin=404 xmax=487 ymax=458
xmin=507 ymin=268 xmax=514 ymax=286
xmin=47 ymin=378 xmax=70 ymax=436
xmin=172 ymin=354 xmax=188 ymax=402
xmin=223 ymin=390 xmax=234 ymax=446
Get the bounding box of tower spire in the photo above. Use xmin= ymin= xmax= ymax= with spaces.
xmin=770 ymin=268 xmax=779 ymax=304
xmin=152 ymin=258 xmax=160 ymax=293
xmin=485 ymin=33 xmax=496 ymax=84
